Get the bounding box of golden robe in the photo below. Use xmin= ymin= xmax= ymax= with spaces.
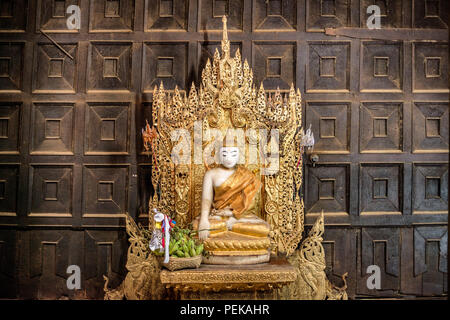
xmin=195 ymin=166 xmax=270 ymax=238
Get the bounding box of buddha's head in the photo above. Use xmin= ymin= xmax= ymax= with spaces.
xmin=219 ymin=146 xmax=239 ymax=169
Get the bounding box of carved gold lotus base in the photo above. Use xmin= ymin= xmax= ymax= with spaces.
xmin=202 ymin=231 xmax=271 ymax=261
xmin=160 ymin=256 xmax=297 ymax=299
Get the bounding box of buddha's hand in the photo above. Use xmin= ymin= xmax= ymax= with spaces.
xmin=215 ymin=208 xmax=233 ymax=217
xmin=198 ymin=218 xmax=210 ymax=240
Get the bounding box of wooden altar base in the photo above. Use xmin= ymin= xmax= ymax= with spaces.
xmin=160 ymin=256 xmax=297 ymax=300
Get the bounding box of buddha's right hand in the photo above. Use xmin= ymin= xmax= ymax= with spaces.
xmin=198 ymin=218 xmax=210 ymax=240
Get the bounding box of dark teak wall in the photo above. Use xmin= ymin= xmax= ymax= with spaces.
xmin=0 ymin=0 xmax=448 ymax=299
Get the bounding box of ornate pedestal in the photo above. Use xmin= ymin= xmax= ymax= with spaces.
xmin=160 ymin=256 xmax=297 ymax=300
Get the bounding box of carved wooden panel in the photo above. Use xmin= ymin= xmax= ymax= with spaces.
xmin=82 ymin=165 xmax=129 ymax=217
xmin=413 ymin=42 xmax=449 ymax=92
xmin=29 ymin=165 xmax=73 ymax=216
xmin=252 ymin=0 xmax=296 ymax=31
xmin=36 ymin=0 xmax=79 ymax=33
xmin=0 ymin=42 xmax=24 ymax=92
xmin=145 ymin=0 xmax=188 ymax=31
xmin=84 ymin=230 xmax=127 ymax=299
xmin=413 ymin=163 xmax=448 ymax=214
xmin=360 ymin=0 xmax=403 ymax=28
xmin=31 ymin=102 xmax=74 ymax=155
xmin=0 ymin=164 xmax=19 ymax=217
xmin=413 ymin=0 xmax=449 ymax=29
xmin=401 ymin=227 xmax=448 ymax=296
xmin=89 ymin=0 xmax=135 ymax=32
xmin=25 ymin=230 xmax=71 ymax=299
xmin=87 ymin=42 xmax=132 ymax=92
xmin=360 ymin=102 xmax=403 ymax=153
xmin=252 ymin=42 xmax=295 ymax=90
xmin=360 ymin=164 xmax=403 ymax=214
xmin=322 ymin=227 xmax=357 ymax=298
xmin=0 ymin=102 xmax=20 ymax=154
xmin=307 ymin=41 xmax=350 ymax=92
xmin=305 ymin=101 xmax=350 ymax=153
xmin=306 ymin=164 xmax=349 ymax=215
xmin=358 ymin=228 xmax=400 ymax=296
xmin=0 ymin=230 xmax=16 ymax=298
xmin=306 ymin=0 xmax=350 ymax=31
xmin=0 ymin=0 xmax=28 ymax=32
xmin=198 ymin=0 xmax=244 ymax=31
xmin=33 ymin=43 xmax=77 ymax=93
xmin=142 ymin=42 xmax=188 ymax=92
xmin=412 ymin=102 xmax=449 ymax=153
xmin=360 ymin=41 xmax=403 ymax=92
xmin=85 ymin=102 xmax=130 ymax=155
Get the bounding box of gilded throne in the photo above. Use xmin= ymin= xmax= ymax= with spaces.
xmin=104 ymin=16 xmax=347 ymax=300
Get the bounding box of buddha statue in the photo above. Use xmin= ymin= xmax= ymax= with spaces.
xmin=192 ymin=136 xmax=271 ymax=264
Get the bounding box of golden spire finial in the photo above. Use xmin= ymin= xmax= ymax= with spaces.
xmin=221 ymin=15 xmax=230 ymax=58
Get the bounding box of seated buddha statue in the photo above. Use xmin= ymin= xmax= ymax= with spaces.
xmin=192 ymin=137 xmax=271 ymax=264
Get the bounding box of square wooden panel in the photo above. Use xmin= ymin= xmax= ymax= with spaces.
xmin=321 ymin=228 xmax=357 ymax=297
xmin=252 ymin=0 xmax=296 ymax=31
xmin=360 ymin=164 xmax=403 ymax=214
xmin=360 ymin=41 xmax=403 ymax=92
xmin=83 ymin=165 xmax=129 ymax=217
xmin=145 ymin=0 xmax=188 ymax=31
xmin=142 ymin=42 xmax=188 ymax=92
xmin=84 ymin=230 xmax=127 ymax=298
xmin=358 ymin=228 xmax=400 ymax=296
xmin=252 ymin=42 xmax=295 ymax=90
xmin=413 ymin=0 xmax=448 ymax=29
xmin=360 ymin=102 xmax=403 ymax=153
xmin=305 ymin=102 xmax=350 ymax=153
xmin=87 ymin=42 xmax=132 ymax=92
xmin=33 ymin=43 xmax=77 ymax=93
xmin=360 ymin=0 xmax=403 ymax=28
xmin=0 ymin=165 xmax=19 ymax=217
xmin=306 ymin=164 xmax=349 ymax=215
xmin=89 ymin=0 xmax=134 ymax=32
xmin=198 ymin=0 xmax=243 ymax=31
xmin=413 ymin=102 xmax=448 ymax=153
xmin=0 ymin=230 xmax=16 ymax=297
xmin=36 ymin=0 xmax=79 ymax=32
xmin=85 ymin=102 xmax=130 ymax=155
xmin=29 ymin=165 xmax=73 ymax=216
xmin=0 ymin=42 xmax=24 ymax=92
xmin=0 ymin=103 xmax=20 ymax=154
xmin=0 ymin=0 xmax=28 ymax=32
xmin=306 ymin=0 xmax=350 ymax=31
xmin=413 ymin=42 xmax=448 ymax=92
xmin=30 ymin=102 xmax=74 ymax=155
xmin=413 ymin=163 xmax=448 ymax=213
xmin=307 ymin=42 xmax=350 ymax=92
xmin=411 ymin=226 xmax=448 ymax=296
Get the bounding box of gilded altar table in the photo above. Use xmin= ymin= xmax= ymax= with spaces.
xmin=160 ymin=256 xmax=297 ymax=300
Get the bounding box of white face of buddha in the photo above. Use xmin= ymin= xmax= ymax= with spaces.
xmin=219 ymin=146 xmax=239 ymax=169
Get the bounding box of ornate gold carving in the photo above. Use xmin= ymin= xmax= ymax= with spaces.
xmin=278 ymin=212 xmax=348 ymax=300
xmin=105 ymin=15 xmax=348 ymax=300
xmin=104 ymin=213 xmax=165 ymax=300
xmin=160 ymin=256 xmax=297 ymax=297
